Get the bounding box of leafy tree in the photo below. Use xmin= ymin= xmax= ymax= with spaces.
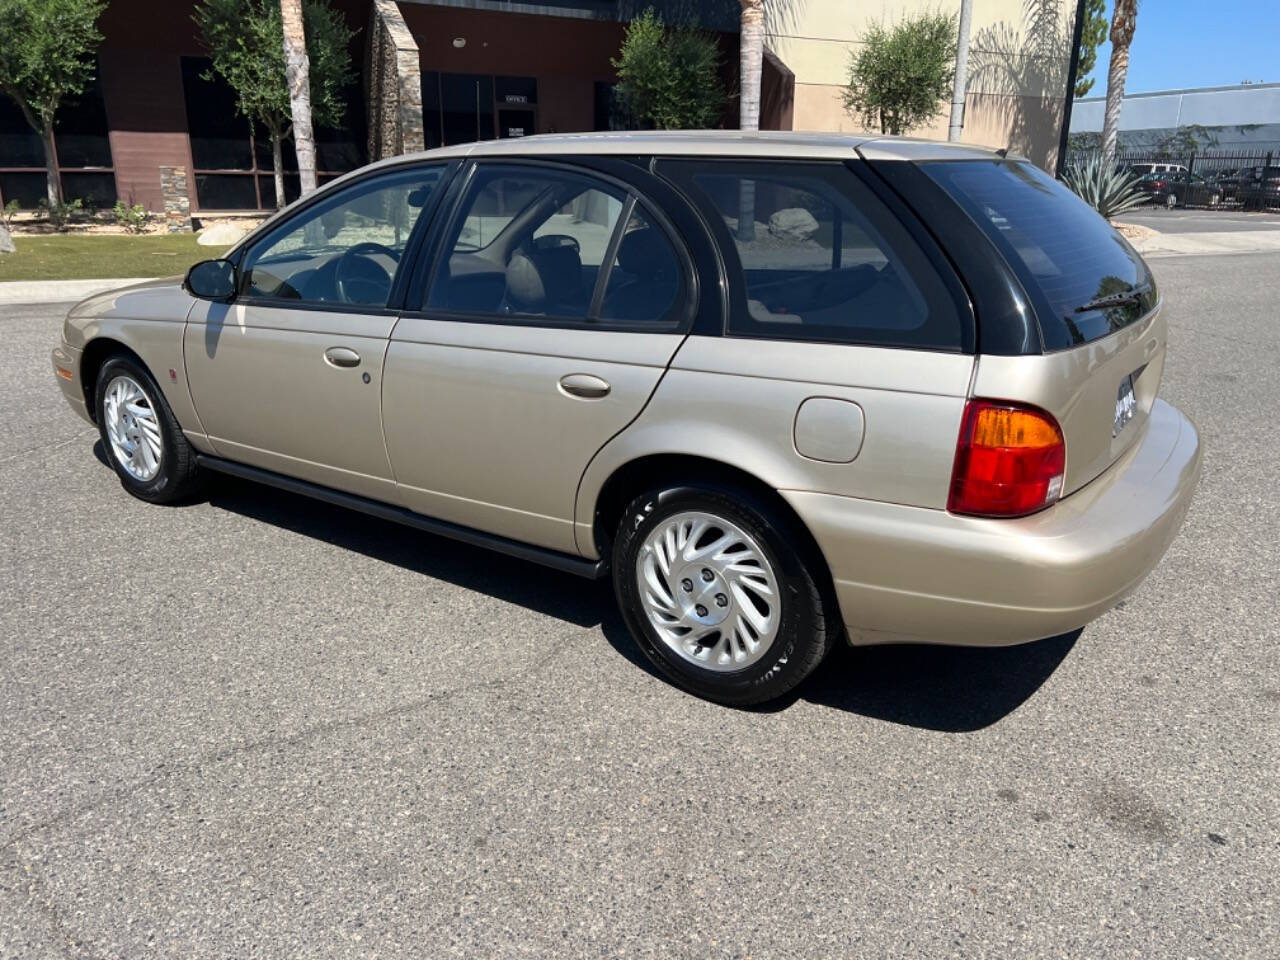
xmin=611 ymin=8 xmax=725 ymax=131
xmin=0 ymin=0 xmax=106 ymax=206
xmin=195 ymin=0 xmax=354 ymax=208
xmin=843 ymin=11 xmax=958 ymax=136
xmin=1074 ymin=0 xmax=1107 ymax=99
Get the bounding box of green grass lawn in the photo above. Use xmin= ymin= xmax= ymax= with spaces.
xmin=0 ymin=234 xmax=231 ymax=282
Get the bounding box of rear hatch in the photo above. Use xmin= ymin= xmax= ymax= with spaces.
xmin=920 ymin=158 xmax=1163 ymax=495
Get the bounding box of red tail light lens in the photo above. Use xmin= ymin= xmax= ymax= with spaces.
xmin=948 ymin=400 xmax=1066 ymax=518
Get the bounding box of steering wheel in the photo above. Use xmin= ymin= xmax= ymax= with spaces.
xmin=335 ymin=242 xmax=401 ymax=306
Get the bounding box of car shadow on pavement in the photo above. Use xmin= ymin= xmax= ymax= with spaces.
xmin=105 ymin=446 xmax=1078 ymax=731
xmin=789 ymin=631 xmax=1082 ymax=732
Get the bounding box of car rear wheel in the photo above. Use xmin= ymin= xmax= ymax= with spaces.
xmin=95 ymin=355 xmax=201 ymax=503
xmin=612 ymin=484 xmax=834 ymax=706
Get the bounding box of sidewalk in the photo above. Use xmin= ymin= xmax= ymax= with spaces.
xmin=0 ymin=277 xmax=156 ymax=306
xmin=1128 ymin=229 xmax=1280 ymax=258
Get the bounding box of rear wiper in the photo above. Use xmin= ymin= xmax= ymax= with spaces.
xmin=1075 ymin=284 xmax=1151 ymax=313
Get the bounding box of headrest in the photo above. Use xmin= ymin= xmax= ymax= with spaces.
xmin=615 ymin=227 xmax=674 ymax=280
xmin=505 ymin=245 xmax=581 ymax=311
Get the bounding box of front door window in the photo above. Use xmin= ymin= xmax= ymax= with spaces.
xmin=239 ymin=166 xmax=444 ymax=307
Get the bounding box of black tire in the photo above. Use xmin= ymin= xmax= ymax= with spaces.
xmin=612 ymin=484 xmax=834 ymax=706
xmin=94 ymin=354 xmax=201 ymax=504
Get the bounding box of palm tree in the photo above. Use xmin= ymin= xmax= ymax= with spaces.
xmin=1100 ymin=0 xmax=1138 ymax=166
xmin=736 ymin=0 xmax=764 ymax=240
xmin=281 ymin=0 xmax=318 ymax=196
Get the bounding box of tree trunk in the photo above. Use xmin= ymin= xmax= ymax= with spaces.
xmin=1100 ymin=0 xmax=1138 ymax=166
xmin=271 ymin=131 xmax=286 ymax=209
xmin=41 ymin=123 xmax=60 ymax=207
xmin=281 ymin=0 xmax=318 ymax=197
xmin=736 ymin=0 xmax=764 ymax=242
xmin=0 ymin=222 xmax=15 ymax=255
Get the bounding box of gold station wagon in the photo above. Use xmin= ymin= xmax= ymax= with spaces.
xmin=52 ymin=132 xmax=1201 ymax=705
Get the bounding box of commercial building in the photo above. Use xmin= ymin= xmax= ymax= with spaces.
xmin=0 ymin=0 xmax=1077 ymax=217
xmin=1069 ymin=82 xmax=1280 ymax=149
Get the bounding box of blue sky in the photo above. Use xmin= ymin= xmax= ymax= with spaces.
xmin=1079 ymin=0 xmax=1277 ymax=96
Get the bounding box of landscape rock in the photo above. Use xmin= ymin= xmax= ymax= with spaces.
xmin=198 ymin=222 xmax=252 ymax=246
xmin=768 ymin=207 xmax=820 ymax=242
xmin=0 ymin=225 xmax=14 ymax=254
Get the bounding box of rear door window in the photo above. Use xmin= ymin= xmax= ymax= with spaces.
xmin=922 ymin=159 xmax=1157 ymax=351
xmin=661 ymin=160 xmax=964 ymax=350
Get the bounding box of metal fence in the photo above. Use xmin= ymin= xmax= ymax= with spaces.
xmin=1065 ymin=148 xmax=1280 ymax=211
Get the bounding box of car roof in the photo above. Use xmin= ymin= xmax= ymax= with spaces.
xmin=365 ymin=130 xmax=1008 ymax=170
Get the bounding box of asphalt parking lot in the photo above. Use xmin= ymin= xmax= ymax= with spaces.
xmin=2 ymin=252 xmax=1277 ymax=958
xmin=1120 ymin=207 xmax=1280 ymax=233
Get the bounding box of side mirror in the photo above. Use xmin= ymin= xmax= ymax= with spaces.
xmin=185 ymin=258 xmax=237 ymax=301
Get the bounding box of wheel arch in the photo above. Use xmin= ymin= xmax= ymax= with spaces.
xmin=80 ymin=338 xmax=147 ymax=422
xmin=585 ymin=453 xmax=840 ymax=614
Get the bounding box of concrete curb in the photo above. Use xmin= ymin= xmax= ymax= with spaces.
xmin=0 ymin=277 xmax=157 ymax=306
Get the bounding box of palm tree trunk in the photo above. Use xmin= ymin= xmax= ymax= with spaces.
xmin=281 ymin=0 xmax=318 ymax=197
xmin=1100 ymin=0 xmax=1138 ymax=166
xmin=271 ymin=131 xmax=286 ymax=209
xmin=736 ymin=0 xmax=764 ymax=242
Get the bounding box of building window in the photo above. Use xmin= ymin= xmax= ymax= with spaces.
xmin=421 ymin=73 xmax=537 ymax=146
xmin=180 ymin=57 xmax=364 ymax=211
xmin=0 ymin=68 xmax=116 ymax=209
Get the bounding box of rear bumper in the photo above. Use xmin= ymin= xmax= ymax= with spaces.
xmin=782 ymin=398 xmax=1201 ymax=647
xmin=52 ymin=343 xmax=92 ymax=424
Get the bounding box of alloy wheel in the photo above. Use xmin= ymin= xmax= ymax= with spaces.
xmin=103 ymin=374 xmax=162 ymax=481
xmin=634 ymin=510 xmax=780 ymax=672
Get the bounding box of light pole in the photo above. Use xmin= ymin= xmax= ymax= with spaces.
xmin=948 ymin=0 xmax=974 ymax=141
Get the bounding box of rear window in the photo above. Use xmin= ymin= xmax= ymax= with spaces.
xmin=922 ymin=160 xmax=1156 ymax=351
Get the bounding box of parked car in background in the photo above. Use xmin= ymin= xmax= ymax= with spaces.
xmin=1137 ymin=171 xmax=1223 ymax=209
xmin=1207 ymin=167 xmax=1243 ymax=202
xmin=1128 ymin=162 xmax=1187 ymax=179
xmin=1239 ymin=166 xmax=1280 ymax=209
xmin=51 ymin=132 xmax=1201 ymax=705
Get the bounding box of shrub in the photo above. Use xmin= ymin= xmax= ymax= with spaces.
xmin=114 ymin=200 xmax=152 ymax=234
xmin=611 ymin=8 xmax=724 ymax=130
xmin=1062 ymin=153 xmax=1148 ymax=220
xmin=39 ymin=197 xmax=83 ymax=231
xmin=1 ymin=199 xmax=19 ymax=231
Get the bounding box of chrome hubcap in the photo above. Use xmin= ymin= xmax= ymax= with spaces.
xmin=635 ymin=511 xmax=780 ymax=672
xmin=103 ymin=374 xmax=162 ymax=481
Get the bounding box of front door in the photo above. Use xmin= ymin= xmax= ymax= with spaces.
xmin=382 ymin=161 xmax=693 ymax=553
xmin=185 ymin=164 xmax=448 ymax=501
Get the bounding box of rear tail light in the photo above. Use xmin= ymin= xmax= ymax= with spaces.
xmin=948 ymin=400 xmax=1066 ymax=518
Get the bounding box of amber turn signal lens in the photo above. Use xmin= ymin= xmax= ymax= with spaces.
xmin=55 ymin=367 xmax=73 ymax=381
xmin=968 ymin=405 xmax=1062 ymax=449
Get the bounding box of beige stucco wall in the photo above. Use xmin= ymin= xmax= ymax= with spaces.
xmin=770 ymin=0 xmax=1074 ymax=169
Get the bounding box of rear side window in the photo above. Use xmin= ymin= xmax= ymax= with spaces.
xmin=664 ymin=161 xmax=963 ymax=350
xmin=923 ymin=160 xmax=1156 ymax=351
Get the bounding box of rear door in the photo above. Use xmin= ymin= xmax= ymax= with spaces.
xmin=382 ymin=160 xmax=695 ymax=554
xmin=918 ymin=158 xmax=1163 ymax=494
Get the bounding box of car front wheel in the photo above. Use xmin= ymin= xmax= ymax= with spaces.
xmin=612 ymin=484 xmax=834 ymax=706
xmin=95 ymin=355 xmax=201 ymax=504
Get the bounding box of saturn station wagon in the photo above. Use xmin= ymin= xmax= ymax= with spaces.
xmin=52 ymin=132 xmax=1202 ymax=705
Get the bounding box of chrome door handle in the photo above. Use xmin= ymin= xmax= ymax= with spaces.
xmin=324 ymin=346 xmax=361 ymax=368
xmin=558 ymin=373 xmax=610 ymax=399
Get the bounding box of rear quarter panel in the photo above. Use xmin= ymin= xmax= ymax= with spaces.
xmin=575 ymin=336 xmax=974 ymax=557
